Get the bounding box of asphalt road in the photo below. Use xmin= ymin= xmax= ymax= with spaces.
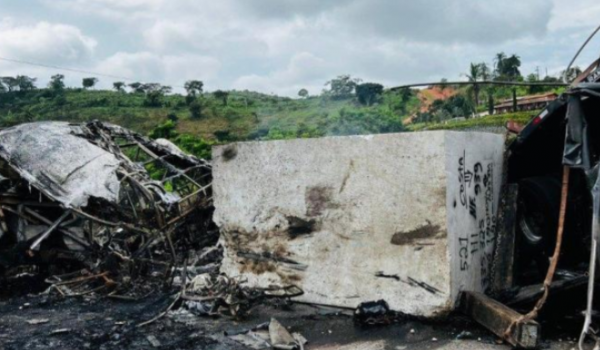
xmin=0 ymin=293 xmax=585 ymax=350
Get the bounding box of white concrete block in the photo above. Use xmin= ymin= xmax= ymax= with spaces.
xmin=213 ymin=131 xmax=504 ymax=317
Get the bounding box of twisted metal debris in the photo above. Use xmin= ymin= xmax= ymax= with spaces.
xmin=0 ymin=121 xmax=216 ymax=299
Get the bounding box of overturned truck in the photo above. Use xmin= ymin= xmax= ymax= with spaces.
xmin=0 ymin=121 xmax=215 ymax=297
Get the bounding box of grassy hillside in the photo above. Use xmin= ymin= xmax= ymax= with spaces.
xmin=0 ymin=88 xmax=421 ymax=140
xmin=0 ymin=86 xmax=543 ymax=159
xmin=407 ymin=111 xmax=536 ymax=132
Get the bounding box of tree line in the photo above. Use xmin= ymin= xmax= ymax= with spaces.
xmin=298 ymin=75 xmax=386 ymax=107
xmin=461 ymin=52 xmax=580 ymax=110
xmin=0 ymin=74 xmax=234 ymax=118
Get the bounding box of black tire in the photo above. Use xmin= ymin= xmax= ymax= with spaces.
xmin=516 ymin=176 xmax=562 ymax=275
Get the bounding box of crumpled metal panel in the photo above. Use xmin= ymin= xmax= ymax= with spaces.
xmin=0 ymin=122 xmax=120 ymax=208
xmin=563 ymin=94 xmax=592 ymax=169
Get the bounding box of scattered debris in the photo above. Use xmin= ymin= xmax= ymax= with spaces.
xmin=354 ymin=300 xmax=410 ymax=326
xmin=229 ymin=331 xmax=271 ymax=350
xmin=182 ymin=273 xmax=303 ymax=318
xmin=227 ymin=318 xmax=306 ymax=350
xmin=146 ymin=335 xmax=161 ymax=347
xmin=269 ymin=318 xmax=299 ymax=349
xmin=455 ymin=331 xmax=474 ymax=340
xmin=26 ymin=318 xmax=49 ymax=325
xmin=49 ymin=328 xmax=70 ymax=335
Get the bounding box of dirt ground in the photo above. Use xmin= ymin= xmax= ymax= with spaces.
xmin=0 ymin=289 xmax=586 ymax=350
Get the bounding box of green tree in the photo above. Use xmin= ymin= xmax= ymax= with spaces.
xmin=113 ymin=81 xmax=126 ymax=92
xmin=298 ymin=88 xmax=309 ymax=98
xmin=399 ymin=87 xmax=413 ymax=102
xmin=355 ymin=82 xmax=384 ymax=106
xmin=503 ymin=55 xmax=522 ymax=79
xmin=49 ymin=74 xmax=65 ymax=92
xmin=128 ymin=82 xmax=145 ymax=93
xmin=464 ymin=63 xmax=482 ymax=106
xmin=479 ymin=63 xmax=491 ymax=81
xmin=213 ymin=90 xmax=229 ymax=106
xmin=167 ymin=112 xmax=178 ymax=123
xmin=494 ymin=52 xmax=507 ymax=77
xmin=54 ymin=94 xmax=67 ymax=106
xmin=325 ymin=75 xmax=361 ymax=99
xmin=145 ymin=91 xmax=163 ymax=107
xmin=526 ymin=73 xmax=544 ymax=94
xmin=82 ymin=77 xmax=98 ymax=89
xmin=494 ymin=53 xmax=521 ymax=80
xmin=1 ymin=77 xmax=18 ymax=92
xmin=16 ymin=76 xmax=36 ymax=91
xmin=160 ymin=85 xmax=172 ymax=94
xmin=184 ymin=80 xmax=204 ymax=97
xmin=478 ymin=64 xmax=494 ymax=114
xmin=189 ymin=99 xmax=205 ymax=119
xmin=142 ymin=84 xmax=171 ymax=107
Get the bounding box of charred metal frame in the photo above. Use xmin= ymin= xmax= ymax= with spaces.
xmin=0 ymin=121 xmax=214 ymax=299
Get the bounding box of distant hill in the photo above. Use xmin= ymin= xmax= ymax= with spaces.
xmin=0 ymin=86 xmax=541 ymax=159
xmin=0 ymin=87 xmax=425 ymax=139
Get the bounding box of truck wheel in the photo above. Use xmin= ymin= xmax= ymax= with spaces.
xmin=516 ymin=176 xmax=561 ymax=275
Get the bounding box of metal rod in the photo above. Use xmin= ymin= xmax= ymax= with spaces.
xmin=24 ymin=207 xmax=91 ymax=249
xmin=30 ymin=211 xmax=70 ymax=251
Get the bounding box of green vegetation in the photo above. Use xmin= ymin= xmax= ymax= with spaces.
xmin=0 ymin=77 xmax=420 ymax=144
xmin=408 ymin=111 xmax=536 ymax=132
xmin=0 ymin=51 xmax=576 ymax=159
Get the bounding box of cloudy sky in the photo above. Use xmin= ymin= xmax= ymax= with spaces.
xmin=1 ymin=0 xmax=600 ymax=96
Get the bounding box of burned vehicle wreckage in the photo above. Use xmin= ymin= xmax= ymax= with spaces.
xmin=0 ymin=121 xmax=217 ymax=298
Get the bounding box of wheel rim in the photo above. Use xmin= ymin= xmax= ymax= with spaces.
xmin=518 ymin=198 xmax=544 ymax=244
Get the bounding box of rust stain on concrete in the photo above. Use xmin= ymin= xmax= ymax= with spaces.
xmin=391 ymin=223 xmax=442 ymax=246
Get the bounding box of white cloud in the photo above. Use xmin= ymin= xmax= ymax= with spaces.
xmin=0 ymin=19 xmax=97 ymax=64
xmin=335 ymin=0 xmax=550 ymax=45
xmin=239 ymin=0 xmax=551 ymax=45
xmin=42 ymin=0 xmax=164 ymax=21
xmin=549 ymin=0 xmax=600 ymax=31
xmin=2 ymin=0 xmax=598 ymax=94
xmin=233 ymin=52 xmax=329 ymax=96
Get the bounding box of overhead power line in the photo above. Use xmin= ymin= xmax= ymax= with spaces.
xmin=390 ymin=80 xmax=568 ymax=91
xmin=0 ymin=56 xmax=186 ymax=89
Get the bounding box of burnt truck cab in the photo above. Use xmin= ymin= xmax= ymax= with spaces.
xmin=507 ymin=60 xmax=600 ymax=281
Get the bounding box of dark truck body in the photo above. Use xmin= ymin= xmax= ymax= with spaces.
xmin=507 ymin=59 xmax=600 ymax=282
